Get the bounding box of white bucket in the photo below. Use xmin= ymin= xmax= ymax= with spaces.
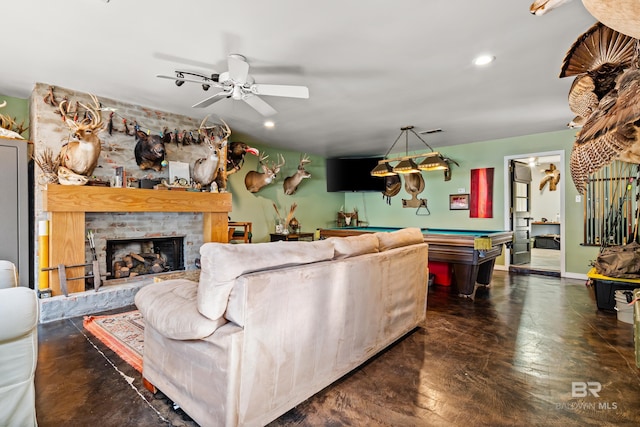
xmin=614 ymin=290 xmax=635 ymax=324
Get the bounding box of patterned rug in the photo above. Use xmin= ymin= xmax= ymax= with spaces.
xmin=83 ymin=310 xmax=144 ymax=373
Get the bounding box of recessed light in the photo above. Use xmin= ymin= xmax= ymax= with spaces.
xmin=264 ymin=120 xmax=275 ymax=128
xmin=473 ymin=55 xmax=495 ymax=66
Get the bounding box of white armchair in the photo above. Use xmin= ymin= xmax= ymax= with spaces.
xmin=0 ymin=260 xmax=19 ymax=289
xmin=0 ymin=261 xmax=38 ymax=426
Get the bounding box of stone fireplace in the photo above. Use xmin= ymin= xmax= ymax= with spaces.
xmin=43 ymin=184 xmax=231 ymax=296
xmin=105 ymin=236 xmax=185 ymax=280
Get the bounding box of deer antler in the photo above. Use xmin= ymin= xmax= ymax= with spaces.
xmin=59 ymin=94 xmax=103 ymax=132
xmin=272 ymin=153 xmax=285 ymax=171
xmin=299 ymin=153 xmax=311 ymax=166
xmin=258 ymin=152 xmax=269 ymax=165
xmin=77 ymin=94 xmax=103 ymax=130
xmin=219 ymin=118 xmax=231 ymax=140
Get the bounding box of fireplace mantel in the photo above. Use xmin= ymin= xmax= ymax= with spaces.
xmin=43 ymin=184 xmax=232 ymax=295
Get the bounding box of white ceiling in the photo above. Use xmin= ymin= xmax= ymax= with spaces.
xmin=2 ymin=0 xmax=595 ymax=158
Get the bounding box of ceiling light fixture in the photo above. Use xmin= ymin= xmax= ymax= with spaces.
xmin=370 ymin=126 xmax=452 ymax=177
xmin=418 ymin=152 xmax=449 ymax=171
xmin=473 ymin=54 xmax=495 ymax=66
xmin=264 ymin=120 xmax=275 ymax=128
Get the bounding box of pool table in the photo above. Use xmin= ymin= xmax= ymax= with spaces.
xmin=319 ymin=227 xmax=513 ymax=297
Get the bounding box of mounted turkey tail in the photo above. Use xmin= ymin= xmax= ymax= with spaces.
xmin=577 ymin=69 xmax=640 ymax=144
xmin=570 ymin=125 xmax=637 ymax=193
xmin=559 ymin=22 xmax=635 ymax=78
xmin=568 ymin=75 xmax=599 ymax=118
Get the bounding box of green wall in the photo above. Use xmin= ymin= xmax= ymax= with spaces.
xmin=225 ymin=132 xmax=344 ymax=242
xmin=0 ymin=94 xmax=29 ymax=139
xmin=345 ymin=129 xmax=599 ymax=276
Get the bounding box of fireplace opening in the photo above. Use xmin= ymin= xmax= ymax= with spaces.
xmin=105 ymin=236 xmax=185 ymax=280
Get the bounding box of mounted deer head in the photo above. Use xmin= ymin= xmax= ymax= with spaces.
xmin=195 ymin=116 xmax=231 ymax=190
xmin=338 ymin=208 xmax=358 ymax=226
xmin=244 ymin=153 xmax=285 ymax=193
xmin=283 ymin=153 xmax=311 ymax=195
xmin=58 ymin=94 xmax=103 ymax=176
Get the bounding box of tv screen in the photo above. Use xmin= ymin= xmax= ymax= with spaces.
xmin=326 ymin=157 xmax=386 ymax=192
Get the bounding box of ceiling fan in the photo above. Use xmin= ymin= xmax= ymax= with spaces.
xmin=157 ymin=54 xmax=309 ymax=117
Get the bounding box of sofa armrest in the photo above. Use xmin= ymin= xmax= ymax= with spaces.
xmin=0 ymin=287 xmax=38 ymax=342
xmin=135 ymin=279 xmax=227 ymax=340
xmin=0 ymin=260 xmax=19 ymax=289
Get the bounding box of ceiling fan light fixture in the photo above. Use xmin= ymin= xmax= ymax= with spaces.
xmin=370 ymin=161 xmax=397 ymax=177
xmin=231 ymin=85 xmax=243 ymax=100
xmin=202 ymin=84 xmax=210 ymax=91
xmin=175 ymin=79 xmax=185 ymax=87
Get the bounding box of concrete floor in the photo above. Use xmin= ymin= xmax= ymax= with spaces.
xmin=35 ymin=271 xmax=640 ymax=426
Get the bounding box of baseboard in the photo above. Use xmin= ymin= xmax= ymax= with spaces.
xmin=563 ymin=271 xmax=588 ymax=281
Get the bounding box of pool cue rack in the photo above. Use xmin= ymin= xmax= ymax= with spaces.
xmin=583 ymin=161 xmax=639 ymax=248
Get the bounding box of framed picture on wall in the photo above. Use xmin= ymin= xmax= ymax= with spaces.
xmin=449 ymin=194 xmax=470 ymax=210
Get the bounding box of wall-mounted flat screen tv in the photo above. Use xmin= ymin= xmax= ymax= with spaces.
xmin=326 ymin=157 xmax=385 ymax=192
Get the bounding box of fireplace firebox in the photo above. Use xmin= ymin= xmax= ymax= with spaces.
xmin=105 ymin=236 xmax=185 ymax=280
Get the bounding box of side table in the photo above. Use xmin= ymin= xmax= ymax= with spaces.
xmin=270 ymin=232 xmax=314 ymax=242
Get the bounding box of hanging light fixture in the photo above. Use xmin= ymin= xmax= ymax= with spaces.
xmin=418 ymin=152 xmax=449 ymax=171
xmin=370 ymin=161 xmax=396 ymax=176
xmin=370 ymin=126 xmax=452 ymax=177
xmin=394 ymin=158 xmax=420 ymax=174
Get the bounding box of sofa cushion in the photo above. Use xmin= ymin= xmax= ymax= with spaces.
xmin=135 ymin=279 xmax=226 ymax=340
xmin=376 ymin=227 xmax=424 ymax=251
xmin=329 ymin=233 xmax=379 ymax=259
xmin=198 ymin=239 xmax=335 ymax=321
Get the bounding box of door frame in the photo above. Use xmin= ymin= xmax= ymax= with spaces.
xmin=503 ymin=150 xmax=566 ymax=276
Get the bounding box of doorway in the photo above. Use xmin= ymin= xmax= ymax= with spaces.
xmin=504 ymin=151 xmax=565 ymax=276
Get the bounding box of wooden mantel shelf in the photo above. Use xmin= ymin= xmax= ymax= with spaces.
xmin=42 ymin=184 xmax=232 ymax=296
xmin=43 ymin=184 xmax=232 ymax=213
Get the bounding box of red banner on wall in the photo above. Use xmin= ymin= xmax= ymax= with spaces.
xmin=470 ymin=167 xmax=494 ymax=218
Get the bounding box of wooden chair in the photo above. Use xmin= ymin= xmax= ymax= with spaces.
xmin=228 ymin=222 xmax=252 ymax=243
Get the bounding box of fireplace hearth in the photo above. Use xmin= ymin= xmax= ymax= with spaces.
xmin=106 ymin=236 xmax=184 ymax=280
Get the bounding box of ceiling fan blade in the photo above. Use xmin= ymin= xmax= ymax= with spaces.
xmin=243 ymin=95 xmax=277 ymax=117
xmin=227 ymin=54 xmax=250 ymax=84
xmin=192 ymin=91 xmax=229 ymax=108
xmin=251 ymin=84 xmax=309 ymax=99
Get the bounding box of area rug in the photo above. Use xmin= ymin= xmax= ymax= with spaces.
xmin=83 ymin=310 xmax=144 ymax=373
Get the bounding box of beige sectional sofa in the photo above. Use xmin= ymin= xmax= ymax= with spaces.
xmin=135 ymin=227 xmax=429 ymax=427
